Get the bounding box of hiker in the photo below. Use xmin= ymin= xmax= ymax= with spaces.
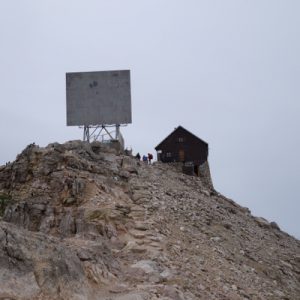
xmin=142 ymin=155 xmax=148 ymax=163
xmin=148 ymin=153 xmax=153 ymax=164
xmin=135 ymin=152 xmax=141 ymax=160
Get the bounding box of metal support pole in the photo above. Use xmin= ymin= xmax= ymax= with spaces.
xmin=103 ymin=126 xmax=114 ymax=140
xmin=83 ymin=126 xmax=90 ymax=142
xmin=82 ymin=124 xmax=124 ymax=143
xmin=115 ymin=124 xmax=120 ymax=140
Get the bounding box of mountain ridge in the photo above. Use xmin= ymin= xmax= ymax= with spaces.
xmin=0 ymin=140 xmax=299 ymax=299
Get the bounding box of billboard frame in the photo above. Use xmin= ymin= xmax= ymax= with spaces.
xmin=65 ymin=70 xmax=131 ymax=143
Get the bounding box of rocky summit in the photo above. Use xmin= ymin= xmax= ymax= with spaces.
xmin=0 ymin=141 xmax=299 ymax=300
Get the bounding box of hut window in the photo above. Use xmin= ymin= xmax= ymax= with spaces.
xmin=166 ymin=152 xmax=172 ymax=157
xmin=178 ymin=137 xmax=184 ymax=142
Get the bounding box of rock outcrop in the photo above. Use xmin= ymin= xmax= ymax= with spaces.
xmin=0 ymin=141 xmax=299 ymax=299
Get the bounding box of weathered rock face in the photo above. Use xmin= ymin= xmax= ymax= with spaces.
xmin=0 ymin=222 xmax=88 ymax=299
xmin=0 ymin=141 xmax=299 ymax=299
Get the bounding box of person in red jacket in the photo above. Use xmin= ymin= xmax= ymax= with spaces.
xmin=148 ymin=153 xmax=153 ymax=164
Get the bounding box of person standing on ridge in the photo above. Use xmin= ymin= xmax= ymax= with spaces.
xmin=148 ymin=153 xmax=153 ymax=164
xmin=142 ymin=155 xmax=148 ymax=164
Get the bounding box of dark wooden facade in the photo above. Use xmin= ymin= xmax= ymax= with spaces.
xmin=155 ymin=126 xmax=208 ymax=166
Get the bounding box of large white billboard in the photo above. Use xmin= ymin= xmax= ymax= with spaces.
xmin=66 ymin=70 xmax=131 ymax=126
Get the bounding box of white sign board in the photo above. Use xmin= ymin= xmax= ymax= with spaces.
xmin=66 ymin=70 xmax=131 ymax=126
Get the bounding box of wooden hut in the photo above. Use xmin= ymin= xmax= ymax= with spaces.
xmin=155 ymin=126 xmax=208 ymax=176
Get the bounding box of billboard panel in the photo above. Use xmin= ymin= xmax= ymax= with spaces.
xmin=66 ymin=70 xmax=131 ymax=126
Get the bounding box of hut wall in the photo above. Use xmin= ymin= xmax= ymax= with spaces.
xmin=157 ymin=127 xmax=208 ymax=165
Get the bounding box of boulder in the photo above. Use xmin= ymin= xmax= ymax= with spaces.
xmin=121 ymin=157 xmax=138 ymax=174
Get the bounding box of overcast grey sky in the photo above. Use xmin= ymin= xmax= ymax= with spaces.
xmin=0 ymin=1 xmax=299 ymax=238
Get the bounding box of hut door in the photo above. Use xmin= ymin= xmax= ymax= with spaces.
xmin=194 ymin=165 xmax=199 ymax=176
xmin=179 ymin=149 xmax=185 ymax=162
